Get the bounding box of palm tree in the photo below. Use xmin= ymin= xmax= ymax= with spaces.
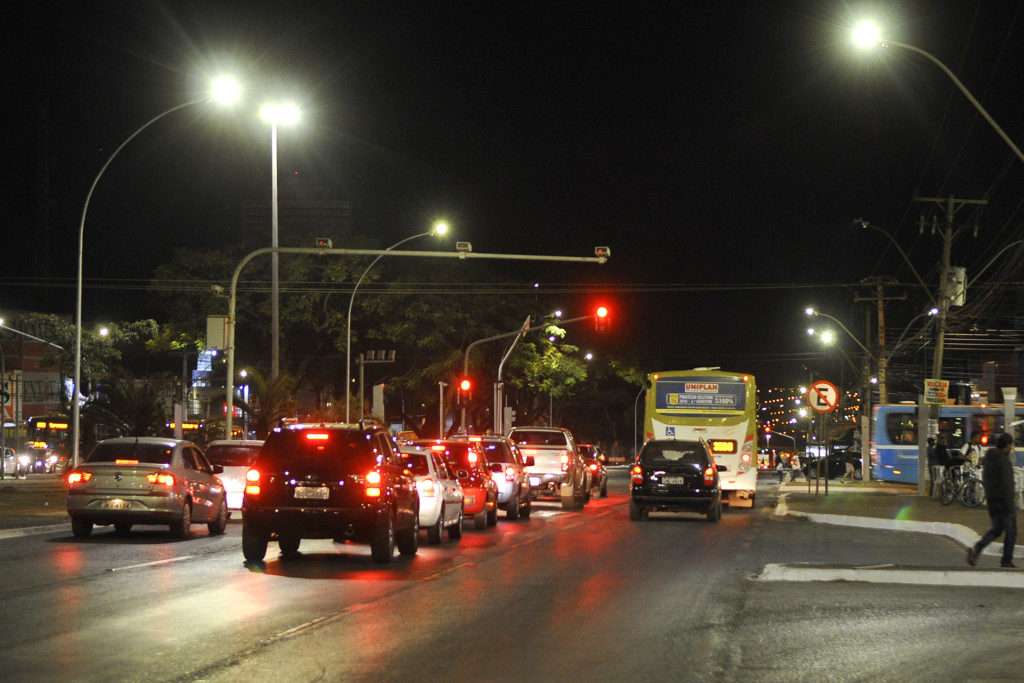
xmin=234 ymin=371 xmax=298 ymax=439
xmin=82 ymin=371 xmax=168 ymax=443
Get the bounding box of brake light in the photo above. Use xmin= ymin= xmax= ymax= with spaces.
xmin=631 ymin=465 xmax=643 ymax=484
xmin=146 ymin=472 xmax=175 ymax=486
xmin=114 ymin=459 xmax=139 ymax=465
xmin=468 ymin=452 xmax=478 ymax=465
xmin=504 ymin=465 xmax=516 ymax=482
xmin=522 ymin=448 xmax=537 ymax=456
xmin=468 ymin=436 xmax=482 ymax=442
xmin=560 ymin=452 xmax=570 ymax=472
xmin=419 ymin=477 xmax=437 ymax=497
xmin=305 ymin=432 xmax=330 ymax=441
xmin=365 ymin=470 xmax=382 ymax=498
xmin=67 ymin=471 xmax=92 ymax=485
xmin=588 ymin=462 xmax=598 ymax=472
xmin=245 ymin=468 xmax=261 ymax=496
xmin=704 ymin=466 xmax=715 ymax=485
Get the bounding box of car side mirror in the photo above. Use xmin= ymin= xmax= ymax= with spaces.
xmin=717 ymin=464 xmax=727 ymax=472
xmin=524 ymin=455 xmax=535 ymax=467
xmin=457 ymin=469 xmax=469 ymax=479
xmin=212 ymin=464 xmax=224 ymax=474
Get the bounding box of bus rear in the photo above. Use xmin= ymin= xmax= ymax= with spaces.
xmin=644 ymin=370 xmax=757 ymax=508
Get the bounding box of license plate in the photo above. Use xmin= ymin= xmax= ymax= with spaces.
xmin=662 ymin=476 xmax=685 ymax=485
xmin=101 ymin=498 xmax=131 ymax=509
xmin=294 ymin=486 xmax=330 ymax=500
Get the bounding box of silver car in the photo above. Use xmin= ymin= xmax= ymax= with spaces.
xmin=397 ymin=444 xmax=465 ymax=543
xmin=204 ymin=439 xmax=264 ymax=510
xmin=66 ymin=437 xmax=228 ymax=538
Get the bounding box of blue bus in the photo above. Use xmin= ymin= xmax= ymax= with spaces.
xmin=871 ymin=403 xmax=1024 ymax=484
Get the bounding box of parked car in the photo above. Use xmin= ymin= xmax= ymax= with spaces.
xmin=802 ymin=450 xmax=862 ymax=480
xmin=396 ymin=443 xmax=465 ymax=543
xmin=629 ymin=439 xmax=723 ymax=522
xmin=411 ymin=439 xmax=497 ymax=530
xmin=507 ymin=426 xmax=588 ymax=510
xmin=65 ymin=437 xmax=228 ymax=538
xmin=242 ymin=422 xmax=419 ymax=564
xmin=577 ymin=443 xmax=608 ymax=499
xmin=204 ymin=439 xmax=264 ymax=510
xmin=454 ymin=435 xmax=534 ymax=520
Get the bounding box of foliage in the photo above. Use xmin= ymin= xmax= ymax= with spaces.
xmin=82 ymin=370 xmax=170 ymax=439
xmin=233 ymin=370 xmax=298 ymax=439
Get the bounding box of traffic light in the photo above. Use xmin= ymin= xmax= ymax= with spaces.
xmin=458 ymin=378 xmax=472 ymax=404
xmin=459 ymin=378 xmax=471 ymax=392
xmin=594 ymin=305 xmax=609 ymax=331
xmin=765 ymin=423 xmax=771 ymax=435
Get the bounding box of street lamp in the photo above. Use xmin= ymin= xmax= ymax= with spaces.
xmin=806 ymin=307 xmax=885 ymax=402
xmin=71 ymin=77 xmax=239 ymax=467
xmin=344 ymin=221 xmax=449 ymax=422
xmin=852 ymin=21 xmax=1024 ymax=166
xmin=259 ymin=102 xmax=301 ymax=380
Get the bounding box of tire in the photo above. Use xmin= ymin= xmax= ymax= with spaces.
xmin=71 ymin=517 xmax=93 ymax=538
xmin=561 ymin=481 xmax=578 ymax=510
xmin=207 ymin=498 xmax=228 ymax=536
xmin=629 ymin=498 xmax=643 ymax=521
xmin=427 ymin=505 xmax=444 ymax=544
xmin=371 ymin=510 xmax=396 ymax=563
xmin=448 ymin=506 xmax=463 ymax=540
xmin=486 ymin=499 xmax=498 ymax=527
xmin=506 ymin=492 xmax=520 ymax=521
xmin=396 ymin=510 xmax=419 ymax=556
xmin=114 ymin=522 xmax=132 ymax=536
xmin=583 ymin=484 xmax=592 ymax=504
xmin=521 ymin=494 xmax=532 ymax=519
xmin=962 ymin=480 xmax=985 ymax=508
xmin=474 ymin=511 xmax=487 ymax=530
xmin=599 ymin=479 xmax=608 ymax=498
xmin=242 ymin=525 xmax=268 ymax=563
xmin=706 ymin=499 xmax=722 ymax=522
xmin=940 ymin=480 xmax=956 ymax=506
xmin=171 ymin=502 xmax=192 ymax=539
xmin=278 ymin=535 xmax=300 ymax=557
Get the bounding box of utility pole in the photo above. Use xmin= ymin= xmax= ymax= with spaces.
xmin=855 ymin=276 xmax=906 ymax=405
xmin=914 ymin=194 xmax=986 ymax=380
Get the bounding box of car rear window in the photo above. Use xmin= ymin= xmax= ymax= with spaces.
xmin=640 ymin=443 xmax=707 ymax=468
xmin=88 ymin=442 xmax=174 ymax=465
xmin=206 ymin=444 xmax=262 ymax=467
xmin=414 ymin=442 xmax=479 ymax=469
xmin=510 ymin=430 xmax=568 ymax=447
xmin=480 ymin=441 xmax=512 ymax=463
xmin=397 ymin=451 xmax=430 ymax=476
xmin=261 ymin=430 xmax=377 ymax=468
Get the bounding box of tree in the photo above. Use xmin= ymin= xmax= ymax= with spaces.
xmin=82 ymin=370 xmax=169 ymax=442
xmin=233 ymin=371 xmax=298 ymax=439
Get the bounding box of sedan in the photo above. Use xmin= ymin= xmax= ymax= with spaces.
xmin=204 ymin=439 xmax=264 ymax=510
xmin=578 ymin=443 xmax=608 ymax=499
xmin=66 ymin=437 xmax=228 ymax=538
xmin=397 ymin=444 xmax=465 ymax=543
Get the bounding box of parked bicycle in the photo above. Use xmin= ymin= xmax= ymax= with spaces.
xmin=940 ymin=464 xmax=985 ymax=507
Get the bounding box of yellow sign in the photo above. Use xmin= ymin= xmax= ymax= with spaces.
xmin=924 ymin=378 xmax=949 ymax=405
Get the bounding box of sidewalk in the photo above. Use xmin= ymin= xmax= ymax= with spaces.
xmin=0 ymin=473 xmax=71 ymax=537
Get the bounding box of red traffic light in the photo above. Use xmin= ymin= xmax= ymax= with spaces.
xmin=765 ymin=423 xmax=771 ymax=434
xmin=594 ymin=305 xmax=610 ymax=331
xmin=459 ymin=378 xmax=472 ymax=392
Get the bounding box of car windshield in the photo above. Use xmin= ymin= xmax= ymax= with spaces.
xmin=87 ymin=442 xmax=174 ymax=465
xmin=511 ymin=430 xmax=567 ymax=447
xmin=261 ymin=430 xmax=378 ymax=468
xmin=206 ymin=444 xmax=262 ymax=467
xmin=640 ymin=443 xmax=706 ymax=469
xmin=416 ymin=442 xmax=479 ymax=469
xmin=397 ymin=451 xmax=431 ymax=476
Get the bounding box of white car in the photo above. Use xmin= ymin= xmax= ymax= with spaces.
xmin=397 ymin=444 xmax=465 ymax=543
xmin=204 ymin=439 xmax=264 ymax=510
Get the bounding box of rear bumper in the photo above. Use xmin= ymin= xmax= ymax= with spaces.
xmin=67 ymin=491 xmax=185 ymax=525
xmin=242 ymin=505 xmax=382 ymax=540
xmin=631 ymin=491 xmax=718 ymax=514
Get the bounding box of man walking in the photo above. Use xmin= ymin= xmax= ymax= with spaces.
xmin=967 ymin=432 xmax=1018 ymax=568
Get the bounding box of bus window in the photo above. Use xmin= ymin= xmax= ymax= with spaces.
xmin=884 ymin=412 xmax=916 ymax=445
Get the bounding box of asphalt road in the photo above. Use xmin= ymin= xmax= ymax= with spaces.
xmin=1 ymin=471 xmax=1020 ymax=681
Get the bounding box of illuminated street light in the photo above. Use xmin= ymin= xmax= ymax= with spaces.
xmin=344 ymin=220 xmax=449 ymax=422
xmin=72 ymin=77 xmax=239 ymax=466
xmin=806 ymin=307 xmax=885 ymax=403
xmin=259 ymin=101 xmax=301 ymax=380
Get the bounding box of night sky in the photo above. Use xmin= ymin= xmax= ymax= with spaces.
xmin=8 ymin=1 xmax=1024 ymax=388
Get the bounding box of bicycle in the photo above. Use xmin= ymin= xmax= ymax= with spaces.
xmin=940 ymin=464 xmax=986 ymax=507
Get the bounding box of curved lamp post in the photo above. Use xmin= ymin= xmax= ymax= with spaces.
xmin=71 ymin=77 xmax=239 ymax=467
xmin=806 ymin=307 xmax=885 ymax=403
xmin=344 ymin=221 xmax=449 ymax=422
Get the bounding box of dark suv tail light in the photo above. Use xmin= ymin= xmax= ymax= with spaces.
xmin=245 ymin=468 xmax=261 ymax=496
xmin=631 ymin=465 xmax=643 ymax=484
xmin=703 ymin=466 xmax=715 ymax=485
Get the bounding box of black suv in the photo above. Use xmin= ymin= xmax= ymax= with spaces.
xmin=630 ymin=439 xmax=723 ymax=522
xmin=241 ymin=422 xmax=419 ymax=564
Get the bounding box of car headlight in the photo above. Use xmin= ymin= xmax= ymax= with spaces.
xmin=17 ymin=455 xmax=30 ymax=466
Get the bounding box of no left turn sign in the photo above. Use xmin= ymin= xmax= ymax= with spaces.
xmin=808 ymin=380 xmax=839 ymax=414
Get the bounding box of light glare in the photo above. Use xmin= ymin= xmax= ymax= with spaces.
xmin=852 ymin=21 xmax=881 ymax=48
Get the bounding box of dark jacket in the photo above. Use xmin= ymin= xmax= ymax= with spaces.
xmin=935 ymin=443 xmax=951 ymax=468
xmin=982 ymin=446 xmax=1016 ymax=508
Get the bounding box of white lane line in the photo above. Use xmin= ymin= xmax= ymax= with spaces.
xmin=755 ymin=563 xmax=1024 ymax=589
xmin=109 ymin=555 xmax=195 ymax=572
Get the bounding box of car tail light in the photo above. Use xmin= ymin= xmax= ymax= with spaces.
xmin=419 ymin=477 xmax=437 ymax=497
xmin=147 ymin=472 xmax=175 ymax=486
xmin=588 ymin=462 xmax=598 ymax=472
xmin=468 ymin=451 xmax=479 ymax=465
xmin=67 ymin=471 xmax=92 ymax=485
xmin=522 ymin=448 xmax=537 ymax=456
xmin=504 ymin=465 xmax=516 ymax=482
xmin=631 ymin=465 xmax=643 ymax=484
xmin=304 ymin=432 xmax=330 ymax=441
xmin=704 ymin=466 xmax=716 ymax=485
xmin=245 ymin=468 xmax=261 ymax=496
xmin=365 ymin=470 xmax=382 ymax=498
xmin=560 ymin=452 xmax=571 ymax=472
xmin=114 ymin=459 xmax=139 ymax=465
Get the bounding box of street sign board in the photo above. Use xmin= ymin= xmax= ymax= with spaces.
xmin=924 ymin=378 xmax=949 ymax=405
xmin=808 ymin=380 xmax=839 ymax=414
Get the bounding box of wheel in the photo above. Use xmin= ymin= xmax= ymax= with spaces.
xmin=521 ymin=494 xmax=532 ymax=519
xmin=506 ymin=492 xmax=520 ymax=521
xmin=962 ymin=480 xmax=985 ymax=508
xmin=371 ymin=510 xmax=396 ymax=563
xmin=427 ymin=505 xmax=444 ymax=544
xmin=171 ymin=502 xmax=192 ymax=539
xmin=278 ymin=535 xmax=301 ymax=557
xmin=706 ymin=499 xmax=722 ymax=522
xmin=396 ymin=509 xmax=419 ymax=556
xmin=474 ymin=511 xmax=487 ymax=530
xmin=854 ymin=468 xmax=863 ymax=481
xmin=71 ymin=517 xmax=93 ymax=538
xmin=114 ymin=522 xmax=132 ymax=536
xmin=940 ymin=480 xmax=956 ymax=506
xmin=486 ymin=499 xmax=498 ymax=527
xmin=629 ymin=498 xmax=643 ymax=521
xmin=207 ymin=498 xmax=228 ymax=536
xmin=242 ymin=525 xmax=268 ymax=563
xmin=599 ymin=479 xmax=608 ymax=498
xmin=583 ymin=484 xmax=592 ymax=504
xmin=448 ymin=506 xmax=463 ymax=540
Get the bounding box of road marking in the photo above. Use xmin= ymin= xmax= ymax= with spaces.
xmin=109 ymin=556 xmax=194 ymax=572
xmin=755 ymin=562 xmax=1024 ymax=589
